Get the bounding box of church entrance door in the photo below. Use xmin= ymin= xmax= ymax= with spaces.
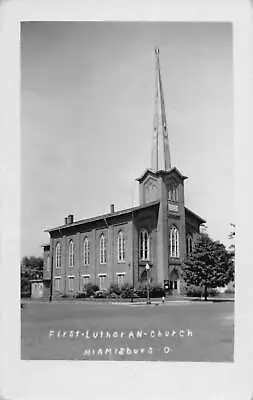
xmin=168 ymin=268 xmax=180 ymax=296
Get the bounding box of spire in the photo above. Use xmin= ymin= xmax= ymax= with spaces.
xmin=151 ymin=48 xmax=171 ymax=172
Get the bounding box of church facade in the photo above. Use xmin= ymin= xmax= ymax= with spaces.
xmin=42 ymin=49 xmax=205 ymax=296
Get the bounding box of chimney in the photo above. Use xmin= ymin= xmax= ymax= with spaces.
xmin=64 ymin=217 xmax=68 ymax=225
xmin=110 ymin=204 xmax=115 ymax=214
xmin=67 ymin=214 xmax=74 ymax=224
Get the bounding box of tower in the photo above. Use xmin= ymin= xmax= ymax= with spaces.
xmin=151 ymin=48 xmax=171 ymax=172
xmin=137 ymin=48 xmax=188 ymax=286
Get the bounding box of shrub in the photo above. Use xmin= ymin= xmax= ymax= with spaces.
xmin=94 ymin=290 xmax=107 ymax=298
xmin=150 ymin=284 xmax=165 ymax=298
xmin=135 ymin=284 xmax=147 ymax=298
xmin=21 ymin=290 xmax=31 ymax=298
xmin=74 ymin=292 xmax=88 ymax=299
xmin=117 ymin=283 xmax=135 ymax=298
xmin=83 ymin=283 xmax=99 ymax=297
xmin=120 ymin=282 xmax=131 ymax=291
xmin=108 ymin=292 xmax=118 ymax=299
xmin=61 ymin=293 xmax=70 ymax=298
xmin=208 ymin=288 xmax=219 ymax=297
xmin=179 ymin=281 xmax=188 ymax=296
xmin=225 ymin=287 xmax=235 ymax=294
xmin=109 ymin=283 xmax=121 ymax=295
xmin=185 ymin=285 xmax=203 ymax=298
xmin=121 ymin=287 xmax=136 ymax=299
xmin=119 ymin=283 xmax=133 ymax=298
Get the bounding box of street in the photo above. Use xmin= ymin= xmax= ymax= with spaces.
xmin=21 ymin=300 xmax=234 ymax=361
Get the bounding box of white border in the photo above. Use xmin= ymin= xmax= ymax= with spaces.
xmin=0 ymin=1 xmax=253 ymax=399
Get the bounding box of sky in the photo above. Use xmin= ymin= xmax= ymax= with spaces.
xmin=21 ymin=21 xmax=233 ymax=257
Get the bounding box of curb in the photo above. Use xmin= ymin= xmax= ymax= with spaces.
xmin=21 ymin=298 xmax=234 ymax=306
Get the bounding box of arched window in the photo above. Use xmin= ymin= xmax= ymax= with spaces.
xmin=139 ymin=230 xmax=150 ymax=261
xmin=117 ymin=231 xmax=125 ymax=262
xmin=186 ymin=234 xmax=193 ymax=256
xmin=69 ymin=240 xmax=74 ymax=267
xmin=169 ymin=226 xmax=179 ymax=258
xmin=55 ymin=243 xmax=61 ymax=268
xmin=100 ymin=234 xmax=106 ymax=264
xmin=168 ymin=184 xmax=179 ymax=202
xmin=83 ymin=237 xmax=89 ymax=265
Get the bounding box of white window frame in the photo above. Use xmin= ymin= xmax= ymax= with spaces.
xmin=82 ymin=274 xmax=90 ymax=288
xmin=139 ymin=229 xmax=150 ymax=261
xmin=116 ymin=272 xmax=126 ymax=287
xmin=168 ymin=185 xmax=179 ymax=202
xmin=69 ymin=240 xmax=74 ymax=267
xmin=55 ymin=243 xmax=61 ymax=269
xmin=83 ymin=237 xmax=90 ymax=265
xmin=98 ymin=273 xmax=107 ymax=290
xmin=186 ymin=234 xmax=193 ymax=256
xmin=117 ymin=231 xmax=125 ymax=262
xmin=169 ymin=226 xmax=180 ymax=258
xmin=68 ymin=275 xmax=75 ymax=291
xmin=99 ymin=234 xmax=106 ymax=264
xmin=55 ymin=277 xmax=61 ymax=291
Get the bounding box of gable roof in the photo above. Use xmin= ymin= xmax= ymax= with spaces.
xmin=41 ymin=243 xmax=50 ymax=249
xmin=45 ymin=200 xmax=160 ymax=233
xmin=185 ymin=207 xmax=206 ymax=224
xmin=136 ymin=168 xmax=157 ymax=182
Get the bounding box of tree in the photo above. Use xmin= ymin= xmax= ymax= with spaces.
xmin=21 ymin=256 xmax=44 ymax=295
xmin=228 ymin=223 xmax=235 ymax=257
xmin=21 ymin=256 xmax=43 ymax=270
xmin=226 ymin=223 xmax=235 ymax=287
xmin=182 ymin=233 xmax=234 ymax=301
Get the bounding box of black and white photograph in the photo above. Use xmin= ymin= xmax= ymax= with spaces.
xmin=1 ymin=1 xmax=253 ymax=399
xmin=20 ymin=21 xmax=235 ymax=362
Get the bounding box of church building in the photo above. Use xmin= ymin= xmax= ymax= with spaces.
xmin=42 ymin=49 xmax=205 ymax=297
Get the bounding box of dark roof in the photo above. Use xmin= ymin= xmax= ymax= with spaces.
xmin=136 ymin=167 xmax=188 ymax=182
xmin=136 ymin=168 xmax=158 ymax=182
xmin=45 ymin=200 xmax=160 ymax=233
xmin=41 ymin=243 xmax=50 ymax=249
xmin=185 ymin=207 xmax=206 ymax=224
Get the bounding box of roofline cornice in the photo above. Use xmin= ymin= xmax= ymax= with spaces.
xmin=185 ymin=206 xmax=206 ymax=224
xmin=136 ymin=167 xmax=188 ymax=183
xmin=45 ymin=201 xmax=160 ymax=233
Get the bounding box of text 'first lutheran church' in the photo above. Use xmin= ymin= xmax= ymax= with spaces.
xmin=42 ymin=49 xmax=206 ymax=296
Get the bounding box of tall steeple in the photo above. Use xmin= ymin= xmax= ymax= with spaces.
xmin=151 ymin=48 xmax=171 ymax=172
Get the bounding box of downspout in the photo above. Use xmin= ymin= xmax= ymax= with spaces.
xmin=59 ymin=228 xmax=67 ymax=296
xmin=58 ymin=228 xmax=66 ymax=295
xmin=132 ymin=210 xmax=135 ymax=289
xmin=103 ymin=217 xmax=109 ymax=288
xmin=78 ymin=232 xmax=81 ymax=293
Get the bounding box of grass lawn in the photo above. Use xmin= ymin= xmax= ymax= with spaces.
xmin=21 ymin=301 xmax=234 ymax=361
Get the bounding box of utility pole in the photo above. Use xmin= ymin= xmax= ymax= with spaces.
xmin=145 ymin=263 xmax=151 ymax=305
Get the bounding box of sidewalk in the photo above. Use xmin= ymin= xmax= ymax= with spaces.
xmin=21 ymin=296 xmax=234 ymax=305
